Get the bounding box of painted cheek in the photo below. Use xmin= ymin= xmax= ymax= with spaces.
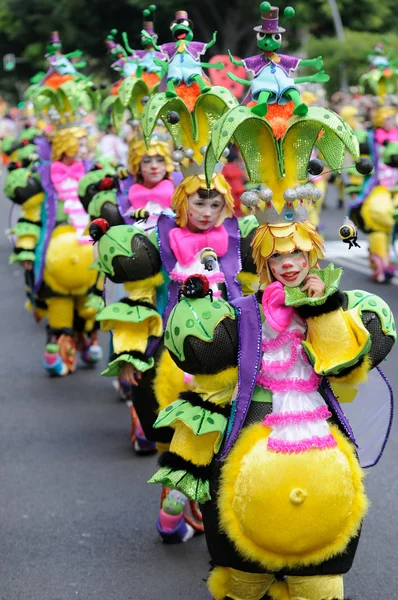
xmin=302 ymin=261 xmax=307 ymax=267
xmin=271 ymin=267 xmax=276 ymax=274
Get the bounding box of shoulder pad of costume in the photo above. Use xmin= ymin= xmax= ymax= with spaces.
xmin=238 ymin=214 xmax=258 ymax=237
xmin=96 ymin=300 xmax=159 ymax=324
xmin=344 ymin=289 xmax=396 ymax=340
xmin=4 ymin=167 xmax=32 ymax=200
xmin=88 ymin=190 xmax=117 ymax=218
xmin=165 ymin=296 xmax=236 ymax=362
xmin=77 ymin=168 xmax=113 ymax=198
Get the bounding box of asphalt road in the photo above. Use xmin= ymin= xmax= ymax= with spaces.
xmin=0 ymin=185 xmax=397 ymax=600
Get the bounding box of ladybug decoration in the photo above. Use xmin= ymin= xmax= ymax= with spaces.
xmin=89 ymin=218 xmax=110 ymax=242
xmin=178 ymin=275 xmax=213 ymax=302
xmin=99 ymin=176 xmax=117 ymax=191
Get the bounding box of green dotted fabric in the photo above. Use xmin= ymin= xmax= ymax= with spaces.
xmin=101 ymin=353 xmax=154 ymax=378
xmin=148 ymin=466 xmax=211 ymax=504
xmin=16 ymin=144 xmax=37 ymax=163
xmin=205 ymin=105 xmax=359 ymax=186
xmin=154 ymin=398 xmax=228 ymax=453
xmin=11 ymin=221 xmax=41 ymax=241
xmin=5 ymin=168 xmax=31 ymax=200
xmin=9 ymin=250 xmax=35 ymax=264
xmin=96 ymin=225 xmax=142 ymax=276
xmin=77 ymin=168 xmax=109 ymax=198
xmin=96 ymin=302 xmax=159 ymax=326
xmin=345 ymin=290 xmax=396 ymax=340
xmin=238 ymin=214 xmax=258 ymax=237
xmin=84 ymin=294 xmax=105 ymax=313
xmin=284 ymin=263 xmax=343 ymax=308
xmin=165 ymin=296 xmax=236 ymax=362
xmin=88 ymin=190 xmax=117 ymax=218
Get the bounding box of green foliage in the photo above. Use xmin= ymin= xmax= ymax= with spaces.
xmin=307 ymin=29 xmax=398 ymax=92
xmin=1 ymin=0 xmax=398 ymax=102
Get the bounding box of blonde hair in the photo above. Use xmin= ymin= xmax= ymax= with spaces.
xmin=128 ymin=139 xmax=174 ymax=177
xmin=372 ymin=106 xmax=397 ymax=129
xmin=172 ymin=173 xmax=235 ymax=227
xmin=252 ymin=221 xmax=325 ymax=286
xmin=51 ymin=127 xmax=86 ymax=161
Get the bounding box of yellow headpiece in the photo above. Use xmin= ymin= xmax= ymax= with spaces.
xmin=127 ymin=138 xmax=174 ymax=177
xmin=51 ymin=126 xmax=86 ymax=161
xmin=203 ymin=105 xmax=361 ymax=285
xmin=372 ymin=106 xmax=397 ymax=129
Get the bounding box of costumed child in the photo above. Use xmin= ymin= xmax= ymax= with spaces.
xmin=4 ymin=40 xmax=102 ymax=377
xmin=78 ymin=133 xmax=176 ymax=231
xmin=348 ymin=104 xmax=398 ymax=282
xmin=89 ymin=80 xmax=259 ymax=542
xmin=148 ymin=72 xmax=396 ymax=598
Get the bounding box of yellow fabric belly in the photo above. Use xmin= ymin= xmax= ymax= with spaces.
xmin=219 ymin=423 xmax=367 ymax=571
xmin=44 ymin=226 xmax=96 ymax=295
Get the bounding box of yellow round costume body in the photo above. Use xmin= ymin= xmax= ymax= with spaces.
xmin=44 ymin=225 xmax=97 ymax=295
xmin=219 ymin=423 xmax=367 ymax=571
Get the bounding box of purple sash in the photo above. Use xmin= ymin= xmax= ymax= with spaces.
xmin=146 ymin=214 xmax=243 ymax=357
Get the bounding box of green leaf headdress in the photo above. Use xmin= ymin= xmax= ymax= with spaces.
xmin=204 ymin=105 xmax=361 ymax=284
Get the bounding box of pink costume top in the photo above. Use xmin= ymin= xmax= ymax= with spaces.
xmin=50 ymin=161 xmax=90 ymax=243
xmin=168 ymin=224 xmax=229 ymax=296
xmin=258 ymin=281 xmax=335 ymax=454
xmin=126 ymin=179 xmax=174 ymax=232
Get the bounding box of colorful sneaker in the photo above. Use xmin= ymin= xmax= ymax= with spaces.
xmin=129 ymin=404 xmax=156 ymax=454
xmin=81 ymin=342 xmax=103 ymax=365
xmin=43 ymin=343 xmax=69 ymax=376
xmin=157 ymin=490 xmax=195 ymax=543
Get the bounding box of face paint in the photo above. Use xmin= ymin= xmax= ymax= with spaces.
xmin=268 ymin=249 xmax=310 ymax=287
xmin=186 ymin=192 xmax=225 ymax=232
xmin=140 ymin=154 xmax=167 ymax=188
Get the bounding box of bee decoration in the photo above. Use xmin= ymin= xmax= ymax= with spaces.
xmin=339 ymin=219 xmax=360 ymax=249
xmin=200 ymin=247 xmax=218 ymax=272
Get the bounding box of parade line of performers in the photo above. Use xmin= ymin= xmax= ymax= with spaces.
xmin=1 ymin=3 xmax=397 ymax=600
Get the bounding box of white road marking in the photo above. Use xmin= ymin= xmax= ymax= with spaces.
xmin=324 ymin=240 xmax=398 ymax=286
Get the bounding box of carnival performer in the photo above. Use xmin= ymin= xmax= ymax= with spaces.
xmin=89 ymin=81 xmax=259 ymax=542
xmin=148 ymin=61 xmax=396 ymax=598
xmin=78 ymin=130 xmax=176 ymax=231
xmin=4 ymin=35 xmax=102 ymax=376
xmin=349 ymin=105 xmax=398 ymax=282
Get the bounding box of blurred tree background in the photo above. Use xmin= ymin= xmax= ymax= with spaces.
xmin=1 ymin=0 xmax=398 ymax=102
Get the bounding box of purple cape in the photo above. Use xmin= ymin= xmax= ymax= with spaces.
xmin=146 ymin=214 xmax=243 ymax=357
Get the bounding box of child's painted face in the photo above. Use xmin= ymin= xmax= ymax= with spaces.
xmin=268 ymin=249 xmax=310 ymax=287
xmin=140 ymin=154 xmax=166 ymax=187
xmin=187 ymin=192 xmax=225 ymax=231
xmin=256 ymin=32 xmax=282 ymax=52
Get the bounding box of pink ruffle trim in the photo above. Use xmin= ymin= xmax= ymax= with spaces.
xmin=262 ymin=329 xmax=303 ymax=352
xmin=170 ymin=270 xmax=225 ymax=284
xmin=267 ymin=434 xmax=337 ymax=454
xmin=262 ymin=338 xmax=301 ymax=374
xmin=257 ymin=369 xmax=321 ymax=393
xmin=263 ymin=405 xmax=332 ymax=427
